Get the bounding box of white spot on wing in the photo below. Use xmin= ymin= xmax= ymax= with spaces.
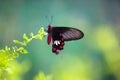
xmin=53 ymin=40 xmax=60 ymax=45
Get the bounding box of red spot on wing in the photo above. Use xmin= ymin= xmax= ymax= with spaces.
xmin=59 ymin=46 xmax=63 ymax=49
xmin=61 ymin=42 xmax=64 ymax=45
xmin=59 ymin=33 xmax=62 ymax=36
xmin=53 ymin=48 xmax=56 ymax=51
xmin=47 ymin=33 xmax=52 ymax=45
xmin=61 ymin=38 xmax=64 ymax=41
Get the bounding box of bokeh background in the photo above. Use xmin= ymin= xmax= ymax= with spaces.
xmin=0 ymin=0 xmax=120 ymax=80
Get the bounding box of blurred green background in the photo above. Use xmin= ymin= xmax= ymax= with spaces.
xmin=0 ymin=0 xmax=120 ymax=80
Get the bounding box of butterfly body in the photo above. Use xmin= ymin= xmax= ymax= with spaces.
xmin=47 ymin=24 xmax=84 ymax=54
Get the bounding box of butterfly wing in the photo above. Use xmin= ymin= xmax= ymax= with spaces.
xmin=52 ymin=33 xmax=64 ymax=54
xmin=52 ymin=27 xmax=84 ymax=41
xmin=51 ymin=27 xmax=84 ymax=54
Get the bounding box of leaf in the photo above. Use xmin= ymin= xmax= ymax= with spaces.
xmin=19 ymin=47 xmax=28 ymax=54
xmin=13 ymin=40 xmax=22 ymax=44
xmin=30 ymin=32 xmax=34 ymax=37
xmin=34 ymin=72 xmax=52 ymax=80
xmin=13 ymin=52 xmax=19 ymax=58
xmin=38 ymin=27 xmax=47 ymax=36
xmin=23 ymin=34 xmax=29 ymax=41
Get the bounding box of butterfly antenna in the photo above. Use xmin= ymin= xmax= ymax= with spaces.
xmin=44 ymin=16 xmax=53 ymax=32
xmin=49 ymin=16 xmax=53 ymax=25
xmin=45 ymin=16 xmax=49 ymax=32
xmin=45 ymin=16 xmax=49 ymax=25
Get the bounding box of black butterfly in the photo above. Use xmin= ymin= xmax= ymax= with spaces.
xmin=47 ymin=24 xmax=84 ymax=54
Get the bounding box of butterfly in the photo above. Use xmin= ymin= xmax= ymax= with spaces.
xmin=47 ymin=24 xmax=84 ymax=54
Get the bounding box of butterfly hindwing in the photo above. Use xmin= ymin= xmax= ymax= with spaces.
xmin=52 ymin=33 xmax=65 ymax=54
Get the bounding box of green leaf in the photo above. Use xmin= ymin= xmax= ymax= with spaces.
xmin=13 ymin=40 xmax=22 ymax=44
xmin=13 ymin=52 xmax=19 ymax=58
xmin=38 ymin=27 xmax=47 ymax=36
xmin=19 ymin=47 xmax=28 ymax=54
xmin=13 ymin=40 xmax=26 ymax=46
xmin=34 ymin=71 xmax=52 ymax=80
xmin=30 ymin=32 xmax=34 ymax=37
xmin=5 ymin=46 xmax=11 ymax=55
xmin=38 ymin=27 xmax=44 ymax=34
xmin=5 ymin=46 xmax=10 ymax=51
xmin=34 ymin=35 xmax=42 ymax=40
xmin=23 ymin=33 xmax=29 ymax=41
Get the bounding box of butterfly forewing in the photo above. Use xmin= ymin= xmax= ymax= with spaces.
xmin=52 ymin=27 xmax=84 ymax=41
